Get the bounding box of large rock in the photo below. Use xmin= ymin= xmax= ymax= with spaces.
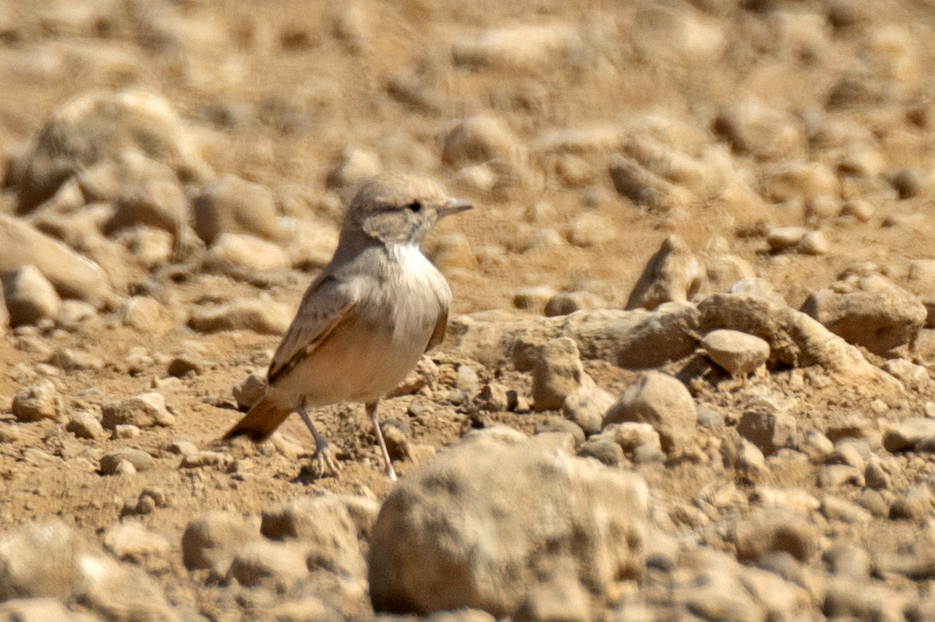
xmin=261 ymin=493 xmax=365 ymax=578
xmin=699 ymin=294 xmax=901 ymax=392
xmin=0 ymin=216 xmax=115 ymax=308
xmin=0 ymin=520 xmax=178 ymax=622
xmin=368 ymin=437 xmax=649 ymax=616
xmin=446 ymin=303 xmax=699 ymax=371
xmin=603 ymin=372 xmax=697 ymax=452
xmin=18 ymin=89 xmax=208 ymax=213
xmin=801 ymin=277 xmax=927 ymax=356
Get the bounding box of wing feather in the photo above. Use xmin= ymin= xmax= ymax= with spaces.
xmin=425 ymin=306 xmax=449 ymax=353
xmin=267 ymin=274 xmax=359 ymax=383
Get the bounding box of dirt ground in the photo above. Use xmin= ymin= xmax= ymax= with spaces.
xmin=3 ymin=0 xmax=935 ymax=619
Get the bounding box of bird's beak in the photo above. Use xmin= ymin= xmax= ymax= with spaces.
xmin=437 ymin=198 xmax=473 ymax=219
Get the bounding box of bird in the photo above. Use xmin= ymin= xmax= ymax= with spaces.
xmin=223 ymin=172 xmax=472 ymax=480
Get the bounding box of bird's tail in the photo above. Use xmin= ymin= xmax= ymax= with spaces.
xmin=222 ymin=396 xmax=292 ymax=443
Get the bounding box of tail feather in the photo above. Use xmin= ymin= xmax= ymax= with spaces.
xmin=223 ymin=397 xmax=292 ymax=443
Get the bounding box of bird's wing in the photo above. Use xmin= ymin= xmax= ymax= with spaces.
xmin=267 ymin=274 xmax=359 ymax=383
xmin=425 ymin=305 xmax=449 ymax=353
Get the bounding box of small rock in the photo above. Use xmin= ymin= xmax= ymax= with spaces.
xmin=227 ymin=540 xmax=309 ymax=592
xmin=577 ymin=437 xmax=624 ymax=466
xmin=12 ymin=378 xmax=62 ymax=422
xmin=188 ymin=298 xmax=292 ymax=335
xmin=818 ymin=465 xmax=864 ymax=487
xmin=204 ymin=232 xmax=290 ymax=276
xmin=562 ymin=385 xmax=615 ymax=435
xmin=532 ymin=337 xmax=592 ymax=411
xmin=603 ymin=372 xmax=697 ymax=452
xmin=0 ymin=216 xmax=116 ymax=308
xmin=121 ymin=296 xmax=173 ymax=334
xmin=737 ymin=406 xmax=797 ymax=456
xmin=113 ymin=424 xmax=140 ymax=439
xmin=167 ymin=354 xmax=203 ymax=378
xmin=514 ymin=574 xmax=591 ymax=622
xmin=193 ymin=174 xmax=279 ymax=245
xmin=734 ymin=510 xmax=817 ymax=563
xmin=65 ymin=411 xmax=104 ymax=439
xmin=626 ymin=235 xmax=705 ymax=310
xmin=534 ymin=417 xmax=585 ymax=447
xmin=233 ymin=372 xmax=268 ymax=410
xmin=820 ymin=496 xmax=871 ymax=523
xmin=389 ymin=355 xmax=439 ymax=397
xmin=182 ymin=511 xmax=259 ymax=576
xmin=326 ymin=147 xmax=382 ymax=190
xmin=513 ymin=286 xmax=556 ymax=314
xmin=823 ymin=543 xmax=871 ymax=580
xmin=865 ymin=461 xmax=890 ymax=489
xmin=701 ymin=329 xmax=770 ymax=376
xmin=889 ymin=488 xmax=930 ymax=521
xmin=103 ymin=521 xmax=170 ymax=568
xmin=100 ymin=449 xmax=154 ymax=474
xmin=696 ymin=407 xmax=725 ymax=429
xmin=1 ymin=265 xmax=62 ymax=327
xmin=180 ymin=451 xmax=233 ymax=469
xmin=261 ymin=493 xmax=365 ymax=578
xmin=101 ymin=393 xmax=174 ymax=429
xmin=544 ymin=291 xmax=605 ymax=317
xmin=883 ymin=418 xmax=935 ymax=452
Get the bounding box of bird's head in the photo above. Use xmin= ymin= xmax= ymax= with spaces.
xmin=344 ymin=173 xmax=472 ymax=247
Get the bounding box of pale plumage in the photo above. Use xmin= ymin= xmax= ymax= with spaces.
xmin=223 ymin=173 xmax=471 ymax=480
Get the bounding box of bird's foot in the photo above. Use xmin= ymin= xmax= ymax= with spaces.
xmin=313 ymin=442 xmax=342 ymax=479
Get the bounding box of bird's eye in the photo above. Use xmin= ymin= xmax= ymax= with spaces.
xmin=405 ymin=201 xmax=422 ymax=213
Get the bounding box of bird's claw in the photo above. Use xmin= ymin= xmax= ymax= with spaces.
xmin=314 ymin=444 xmax=342 ymax=479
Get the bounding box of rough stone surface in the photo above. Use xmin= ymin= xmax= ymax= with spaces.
xmin=531 ymin=337 xmax=591 ymax=411
xmin=12 ymin=379 xmax=62 ymax=422
xmin=369 ymin=437 xmax=649 ymax=616
xmin=801 ymin=277 xmax=927 ymax=355
xmin=193 ymin=174 xmax=279 ymax=245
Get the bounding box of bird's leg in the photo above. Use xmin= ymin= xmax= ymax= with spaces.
xmin=366 ymin=401 xmax=397 ymax=481
xmin=294 ymin=400 xmax=341 ymax=478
